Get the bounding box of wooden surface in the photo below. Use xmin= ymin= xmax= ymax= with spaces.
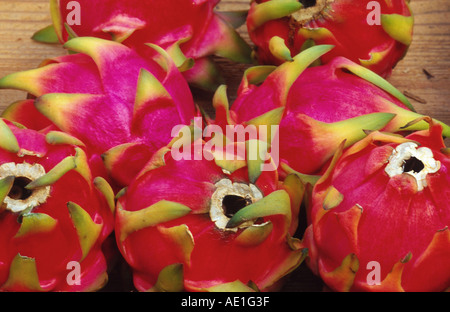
xmin=0 ymin=0 xmax=448 ymax=292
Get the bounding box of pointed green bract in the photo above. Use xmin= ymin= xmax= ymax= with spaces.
xmin=280 ymin=162 xmax=321 ymax=186
xmin=158 ymin=224 xmax=194 ymax=266
xmin=246 ymin=139 xmax=269 ymax=183
xmin=73 ymin=147 xmax=93 ymax=185
xmin=67 ymin=201 xmax=102 ymax=260
xmin=381 ymin=14 xmax=414 ymax=46
xmin=202 ymin=280 xmax=256 ymax=292
xmin=31 ymin=24 xmax=59 ymax=43
xmin=212 ymin=85 xmax=232 ymax=125
xmin=323 ymin=186 xmax=344 ymax=210
xmin=94 ymin=177 xmax=116 ymax=214
xmin=26 ymin=155 xmax=76 ymax=190
xmin=165 ymin=38 xmax=195 ymax=72
xmin=340 ymin=61 xmax=413 ymax=111
xmin=249 ymin=0 xmax=302 ymax=31
xmin=322 ymin=253 xmax=359 ymax=292
xmin=240 ymin=65 xmax=276 ymax=92
xmin=1 ymin=254 xmax=44 ymax=291
xmin=50 ymin=0 xmax=63 ymax=42
xmin=0 ymin=119 xmax=20 ymax=153
xmin=271 ymin=45 xmax=334 ymax=106
xmin=14 ymin=213 xmax=58 ymax=238
xmin=35 ymin=93 xmax=102 ymax=132
xmin=0 ymin=176 xmax=14 ymax=204
xmin=245 ymin=107 xmax=285 ymax=129
xmin=226 ymin=190 xmax=291 ymax=231
xmin=269 ymin=36 xmax=293 ymax=62
xmin=236 ymin=222 xmax=273 ymax=246
xmin=210 ymin=15 xmax=252 ymax=64
xmin=117 ymin=200 xmax=192 ymax=242
xmin=149 ymin=263 xmax=184 ymax=292
xmin=134 ymin=69 xmax=172 ymax=120
xmin=0 ymin=66 xmax=55 ymax=97
xmin=45 ymin=130 xmax=85 ymax=147
xmin=327 ymin=112 xmax=396 ymax=149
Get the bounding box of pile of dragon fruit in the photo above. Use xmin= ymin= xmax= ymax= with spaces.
xmin=0 ymin=0 xmax=448 ymax=292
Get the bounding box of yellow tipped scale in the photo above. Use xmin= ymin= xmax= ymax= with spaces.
xmin=25 ymin=155 xmax=76 ymax=190
xmin=0 ymin=65 xmax=57 ymax=97
xmin=269 ymin=36 xmax=293 ymax=62
xmin=0 ymin=176 xmax=14 ymax=205
xmin=235 ymin=222 xmax=274 ymax=247
xmin=117 ymin=200 xmax=192 ymax=243
xmin=0 ymin=119 xmax=19 ymax=154
xmin=209 ymin=14 xmax=252 ymax=64
xmin=14 ymin=213 xmax=58 ymax=238
xmin=264 ymin=44 xmax=334 ymax=107
xmin=212 ymin=85 xmax=233 ymax=126
xmin=93 ymin=176 xmax=116 ymax=214
xmin=226 ymin=189 xmax=292 ymax=234
xmin=1 ymin=254 xmax=44 ymax=291
xmin=248 ymin=0 xmax=302 ymax=32
xmin=45 ymin=130 xmax=86 ymax=147
xmin=35 ymin=93 xmax=102 ymax=133
xmin=157 ymin=224 xmax=194 ymax=266
xmin=238 ymin=65 xmax=276 ymax=93
xmin=134 ymin=68 xmax=172 ymax=119
xmin=149 ymin=263 xmax=184 ymax=292
xmin=381 ymin=13 xmax=414 ymax=46
xmin=322 ymin=185 xmax=344 ymax=211
xmin=320 ymin=253 xmax=360 ymax=292
xmin=67 ymin=201 xmax=102 ymax=261
xmin=164 ymin=37 xmax=195 ymax=72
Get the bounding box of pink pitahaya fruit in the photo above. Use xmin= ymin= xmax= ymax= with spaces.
xmin=32 ymin=0 xmax=252 ymax=90
xmin=303 ymin=119 xmax=450 ymax=291
xmin=247 ymin=0 xmax=413 ymax=78
xmin=211 ymin=45 xmax=450 ymax=178
xmin=0 ymin=37 xmax=197 ymax=187
xmin=0 ymin=118 xmax=115 ymax=291
xmin=115 ymin=133 xmax=306 ymax=291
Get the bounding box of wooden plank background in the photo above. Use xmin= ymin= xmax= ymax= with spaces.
xmin=0 ymin=0 xmax=448 ymax=292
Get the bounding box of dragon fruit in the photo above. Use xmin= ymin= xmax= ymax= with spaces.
xmin=33 ymin=0 xmax=252 ymax=90
xmin=0 ymin=118 xmax=115 ymax=291
xmin=303 ymin=119 xmax=450 ymax=291
xmin=247 ymin=0 xmax=413 ymax=77
xmin=115 ymin=132 xmax=306 ymax=291
xmin=0 ymin=37 xmax=197 ymax=187
xmin=213 ymin=45 xmax=450 ymax=178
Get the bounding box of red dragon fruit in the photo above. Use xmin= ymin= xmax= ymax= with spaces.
xmin=302 ymin=119 xmax=450 ymax=291
xmin=33 ymin=0 xmax=252 ymax=90
xmin=213 ymin=45 xmax=450 ymax=178
xmin=0 ymin=118 xmax=115 ymax=291
xmin=115 ymin=131 xmax=306 ymax=291
xmin=247 ymin=0 xmax=413 ymax=77
xmin=0 ymin=37 xmax=197 ymax=187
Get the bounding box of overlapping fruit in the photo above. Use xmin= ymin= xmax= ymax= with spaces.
xmin=247 ymin=0 xmax=413 ymax=77
xmin=303 ymin=120 xmax=450 ymax=291
xmin=33 ymin=0 xmax=252 ymax=90
xmin=0 ymin=0 xmax=448 ymax=292
xmin=0 ymin=36 xmax=197 ymax=188
xmin=0 ymin=119 xmax=115 ymax=291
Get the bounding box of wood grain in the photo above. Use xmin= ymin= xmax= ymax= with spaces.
xmin=0 ymin=0 xmax=448 ymax=292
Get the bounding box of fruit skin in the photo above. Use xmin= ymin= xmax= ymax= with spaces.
xmin=115 ymin=136 xmax=306 ymax=292
xmin=303 ymin=120 xmax=450 ymax=291
xmin=0 ymin=119 xmax=115 ymax=291
xmin=0 ymin=37 xmax=197 ymax=187
xmin=34 ymin=0 xmax=252 ymax=90
xmin=247 ymin=0 xmax=413 ymax=77
xmin=211 ymin=45 xmax=450 ymax=178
